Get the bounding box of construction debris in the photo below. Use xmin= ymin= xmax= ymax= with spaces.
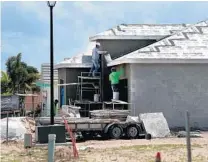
xmin=90 ymin=109 xmax=130 ymax=121
xmin=61 ymin=105 xmax=81 ymax=118
xmin=1 ymin=117 xmax=27 ymax=140
xmin=36 ymin=117 xmax=88 ymax=125
xmin=36 ymin=117 xmax=120 ymax=125
xmin=78 ymin=146 xmax=90 ymax=151
xmin=177 ymin=131 xmax=202 ymax=138
xmin=22 ymin=117 xmax=36 ymax=140
xmin=126 ymin=115 xmax=141 ymax=123
xmin=139 ymin=112 xmax=171 ymax=138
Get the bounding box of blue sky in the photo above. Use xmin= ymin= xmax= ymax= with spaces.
xmin=1 ymin=1 xmax=208 ymax=72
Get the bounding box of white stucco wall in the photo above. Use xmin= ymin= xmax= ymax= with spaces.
xmin=129 ymin=63 xmax=208 ymax=129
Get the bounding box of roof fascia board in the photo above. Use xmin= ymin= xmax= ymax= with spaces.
xmin=55 ymin=63 xmax=91 ymax=69
xmin=107 ymin=58 xmax=208 ymax=66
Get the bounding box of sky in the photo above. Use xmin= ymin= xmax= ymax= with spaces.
xmin=1 ymin=1 xmax=208 ymax=72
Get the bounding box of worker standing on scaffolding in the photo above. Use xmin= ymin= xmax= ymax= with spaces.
xmin=89 ymin=42 xmax=101 ymax=77
xmin=109 ymin=67 xmax=124 ymax=93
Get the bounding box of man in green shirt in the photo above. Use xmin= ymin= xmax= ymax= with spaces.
xmin=109 ymin=67 xmax=124 ymax=93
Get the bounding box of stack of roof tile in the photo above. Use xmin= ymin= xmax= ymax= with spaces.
xmin=90 ymin=109 xmax=130 ymax=121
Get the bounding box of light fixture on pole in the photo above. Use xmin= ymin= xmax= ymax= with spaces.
xmin=47 ymin=1 xmax=56 ymax=125
xmin=47 ymin=1 xmax=56 ymax=7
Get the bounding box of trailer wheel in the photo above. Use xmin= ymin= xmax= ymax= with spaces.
xmin=127 ymin=125 xmax=139 ymax=139
xmin=109 ymin=125 xmax=123 ymax=139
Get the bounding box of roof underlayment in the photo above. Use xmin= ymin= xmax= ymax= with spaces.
xmin=108 ymin=20 xmax=208 ymax=66
xmin=55 ymin=42 xmax=96 ymax=69
xmin=90 ymin=24 xmax=189 ymax=41
xmin=56 ymin=24 xmax=189 ymax=69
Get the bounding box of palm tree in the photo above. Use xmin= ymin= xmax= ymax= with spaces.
xmin=4 ymin=53 xmax=41 ymax=116
xmin=5 ymin=53 xmax=40 ymax=94
xmin=6 ymin=53 xmax=26 ymax=93
xmin=1 ymin=71 xmax=12 ymax=94
xmin=25 ymin=66 xmax=41 ymax=94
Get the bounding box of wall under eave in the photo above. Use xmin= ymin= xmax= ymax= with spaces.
xmin=129 ymin=63 xmax=208 ymax=129
xmin=66 ymin=68 xmax=90 ymax=101
xmin=58 ymin=67 xmax=90 ymax=105
xmin=98 ymin=39 xmax=156 ymax=59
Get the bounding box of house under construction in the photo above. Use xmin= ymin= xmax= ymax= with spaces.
xmin=55 ymin=19 xmax=208 ymax=129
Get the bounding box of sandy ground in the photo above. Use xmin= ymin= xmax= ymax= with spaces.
xmin=1 ymin=132 xmax=208 ymax=162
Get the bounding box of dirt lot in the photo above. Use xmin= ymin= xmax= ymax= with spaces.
xmin=1 ymin=132 xmax=208 ymax=162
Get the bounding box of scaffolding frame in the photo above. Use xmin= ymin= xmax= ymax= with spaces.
xmin=77 ymin=72 xmax=101 ymax=101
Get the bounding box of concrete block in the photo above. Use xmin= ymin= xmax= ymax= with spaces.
xmin=139 ymin=112 xmax=170 ymax=138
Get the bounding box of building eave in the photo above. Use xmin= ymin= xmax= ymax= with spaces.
xmin=55 ymin=63 xmax=91 ymax=69
xmin=89 ymin=35 xmax=166 ymax=41
xmin=107 ymin=58 xmax=208 ymax=67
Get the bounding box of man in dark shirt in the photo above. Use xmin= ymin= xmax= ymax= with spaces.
xmin=89 ymin=42 xmax=100 ymax=77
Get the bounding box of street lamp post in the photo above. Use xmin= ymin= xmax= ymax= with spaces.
xmin=47 ymin=1 xmax=56 ymax=125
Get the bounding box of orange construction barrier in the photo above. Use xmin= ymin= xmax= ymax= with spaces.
xmin=62 ymin=116 xmax=79 ymax=158
xmin=155 ymin=152 xmax=161 ymax=162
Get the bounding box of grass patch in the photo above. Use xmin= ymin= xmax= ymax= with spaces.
xmin=119 ymin=144 xmax=202 ymax=151
xmin=193 ymin=155 xmax=208 ymax=162
xmin=0 ymin=148 xmax=48 ymax=162
xmin=1 ymin=143 xmax=207 ymax=162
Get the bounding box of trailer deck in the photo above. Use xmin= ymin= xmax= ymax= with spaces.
xmin=36 ymin=116 xmax=147 ymax=140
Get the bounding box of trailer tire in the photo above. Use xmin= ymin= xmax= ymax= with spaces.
xmin=108 ymin=125 xmax=123 ymax=139
xmin=127 ymin=125 xmax=139 ymax=139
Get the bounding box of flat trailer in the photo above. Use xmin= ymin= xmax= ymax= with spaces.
xmin=36 ymin=117 xmax=150 ymax=140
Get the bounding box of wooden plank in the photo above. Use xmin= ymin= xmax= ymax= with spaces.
xmin=104 ymin=102 xmax=113 ymax=104
xmin=111 ymin=99 xmax=129 ymax=104
xmin=36 ymin=117 xmax=120 ymax=125
xmin=68 ymin=105 xmax=81 ymax=110
xmin=57 ymin=83 xmax=79 ymax=86
xmin=78 ymin=76 xmax=100 ymax=80
xmin=74 ymin=100 xmax=102 ymax=104
xmin=89 ymin=109 xmax=130 ymax=121
xmin=88 ymin=101 xmax=102 ymax=104
xmin=57 ymin=82 xmax=96 ymax=86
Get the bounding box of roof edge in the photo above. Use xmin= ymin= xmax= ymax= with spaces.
xmin=89 ymin=35 xmax=167 ymax=41
xmin=107 ymin=58 xmax=208 ymax=66
xmin=89 ymin=23 xmax=191 ymax=41
xmin=108 ymin=19 xmax=208 ymax=65
xmin=122 ymin=23 xmax=189 ymax=26
xmin=55 ymin=63 xmax=91 ymax=69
